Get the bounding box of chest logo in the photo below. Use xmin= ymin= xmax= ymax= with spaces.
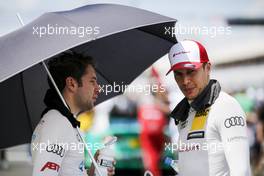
xmin=187 ymin=109 xmax=209 ymax=140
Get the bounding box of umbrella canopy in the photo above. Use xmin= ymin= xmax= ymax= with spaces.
xmin=0 ymin=4 xmax=177 ymax=149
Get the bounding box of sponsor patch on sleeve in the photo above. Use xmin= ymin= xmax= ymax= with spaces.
xmin=41 ymin=162 xmax=60 ymax=172
xmin=224 ymin=116 xmax=245 ymax=128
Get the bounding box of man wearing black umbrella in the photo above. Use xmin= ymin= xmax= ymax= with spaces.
xmin=31 ymin=52 xmax=115 ymax=176
xmin=166 ymin=40 xmax=251 ymax=175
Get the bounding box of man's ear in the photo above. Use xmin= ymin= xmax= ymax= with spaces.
xmin=65 ymin=77 xmax=78 ymax=92
xmin=206 ymin=62 xmax=211 ymax=72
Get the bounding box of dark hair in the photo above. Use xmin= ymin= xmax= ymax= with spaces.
xmin=47 ymin=51 xmax=95 ymax=92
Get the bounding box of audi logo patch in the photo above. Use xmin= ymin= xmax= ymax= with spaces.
xmin=224 ymin=116 xmax=245 ymax=128
xmin=46 ymin=144 xmax=65 ymax=157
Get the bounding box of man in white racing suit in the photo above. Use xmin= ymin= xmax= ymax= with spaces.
xmin=31 ymin=52 xmax=115 ymax=176
xmin=166 ymin=40 xmax=251 ymax=176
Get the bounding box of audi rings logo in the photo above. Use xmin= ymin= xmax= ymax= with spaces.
xmin=224 ymin=116 xmax=245 ymax=128
xmin=46 ymin=144 xmax=65 ymax=157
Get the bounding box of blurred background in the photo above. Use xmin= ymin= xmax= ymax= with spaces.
xmin=1 ymin=0 xmax=264 ymax=175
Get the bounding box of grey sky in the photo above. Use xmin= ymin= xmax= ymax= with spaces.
xmin=1 ymin=0 xmax=264 ymax=36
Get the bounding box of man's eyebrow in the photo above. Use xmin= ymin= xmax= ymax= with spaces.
xmin=174 ymin=71 xmax=182 ymax=74
xmin=91 ymin=76 xmax=97 ymax=81
xmin=187 ymin=69 xmax=195 ymax=73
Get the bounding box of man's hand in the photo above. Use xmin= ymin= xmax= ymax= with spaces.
xmin=87 ymin=150 xmax=116 ymax=176
xmin=106 ymin=161 xmax=115 ymax=176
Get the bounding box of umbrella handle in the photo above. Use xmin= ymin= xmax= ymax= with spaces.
xmin=76 ymin=127 xmax=103 ymax=176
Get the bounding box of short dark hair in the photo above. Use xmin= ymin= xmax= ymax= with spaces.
xmin=47 ymin=51 xmax=95 ymax=92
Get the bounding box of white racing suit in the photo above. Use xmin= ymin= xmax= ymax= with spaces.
xmin=176 ymin=92 xmax=251 ymax=176
xmin=31 ymin=109 xmax=88 ymax=176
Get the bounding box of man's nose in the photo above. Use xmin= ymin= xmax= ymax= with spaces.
xmin=94 ymin=82 xmax=100 ymax=95
xmin=182 ymin=75 xmax=190 ymax=86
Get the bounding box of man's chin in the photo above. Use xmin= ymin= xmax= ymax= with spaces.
xmin=88 ymin=104 xmax=94 ymax=110
xmin=183 ymin=90 xmax=199 ymax=100
xmin=185 ymin=94 xmax=197 ymax=101
xmin=82 ymin=103 xmax=94 ymax=112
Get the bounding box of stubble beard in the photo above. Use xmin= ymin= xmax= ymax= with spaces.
xmin=76 ymin=95 xmax=94 ymax=113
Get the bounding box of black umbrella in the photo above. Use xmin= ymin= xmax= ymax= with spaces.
xmin=0 ymin=4 xmax=177 ymax=149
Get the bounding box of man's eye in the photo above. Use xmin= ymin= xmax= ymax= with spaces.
xmin=174 ymin=72 xmax=181 ymax=77
xmin=187 ymin=70 xmax=194 ymax=75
